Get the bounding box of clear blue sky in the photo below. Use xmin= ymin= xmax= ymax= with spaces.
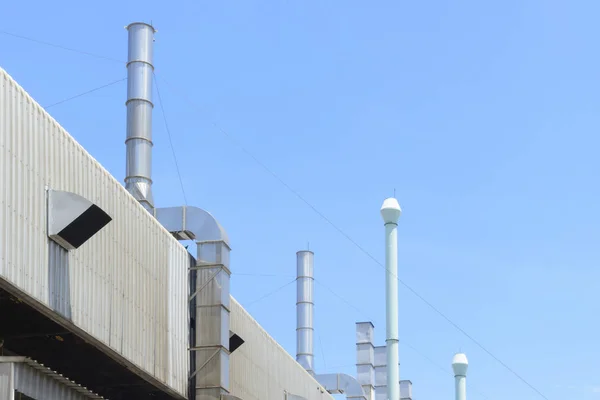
xmin=2 ymin=1 xmax=599 ymax=399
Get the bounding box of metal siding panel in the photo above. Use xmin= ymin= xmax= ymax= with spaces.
xmin=0 ymin=68 xmax=189 ymax=397
xmin=0 ymin=363 xmax=14 ymax=400
xmin=229 ymin=298 xmax=334 ymax=400
xmin=48 ymin=240 xmax=71 ymax=319
xmin=168 ymin=240 xmax=188 ymax=391
xmin=287 ymin=394 xmax=308 ymax=400
xmin=13 ymin=362 xmax=95 ymax=400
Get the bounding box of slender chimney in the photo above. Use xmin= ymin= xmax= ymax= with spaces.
xmin=296 ymin=250 xmax=314 ymax=374
xmin=452 ymin=353 xmax=468 ymax=400
xmin=125 ymin=22 xmax=155 ymax=212
xmin=380 ymin=198 xmax=401 ymax=400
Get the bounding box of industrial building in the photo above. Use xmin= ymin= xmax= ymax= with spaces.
xmin=0 ymin=21 xmax=470 ymax=400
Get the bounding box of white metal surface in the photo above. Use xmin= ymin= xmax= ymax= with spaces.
xmin=285 ymin=393 xmax=308 ymax=400
xmin=47 ymin=189 xmax=111 ymax=250
xmin=374 ymin=346 xmax=386 ymax=368
xmin=0 ymin=362 xmax=13 ymax=400
xmin=374 ymin=381 xmax=412 ymax=400
xmin=0 ymin=67 xmax=188 ymax=397
xmin=229 ymin=297 xmax=333 ymax=400
xmin=0 ymin=356 xmax=105 ymax=400
xmin=400 ymin=381 xmax=412 ymax=399
xmin=156 ymin=206 xmax=229 ymax=243
xmin=193 ymin=239 xmax=231 ymax=399
xmin=380 ymin=197 xmax=401 ymax=400
xmin=314 ymin=373 xmax=367 ymax=400
xmin=356 ymin=322 xmax=375 ymax=400
xmin=374 ymin=365 xmax=386 ymax=388
xmin=373 ymin=350 xmax=412 ymax=400
xmin=452 ymin=353 xmax=468 ymax=400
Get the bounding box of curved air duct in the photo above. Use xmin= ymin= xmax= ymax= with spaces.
xmin=156 ymin=205 xmax=229 ymax=243
xmin=295 ymin=251 xmax=366 ymax=400
xmin=156 ymin=206 xmax=232 ymax=400
xmin=315 ymin=373 xmax=367 ymax=400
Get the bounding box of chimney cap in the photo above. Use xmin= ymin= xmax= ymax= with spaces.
xmin=380 ymin=197 xmax=402 ymax=224
xmin=125 ymin=22 xmax=157 ymax=32
xmin=356 ymin=321 xmax=375 ymax=328
xmin=452 ymin=353 xmax=469 ymax=376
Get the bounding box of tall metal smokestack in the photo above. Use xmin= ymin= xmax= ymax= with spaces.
xmin=380 ymin=198 xmax=401 ymax=400
xmin=452 ymin=353 xmax=468 ymax=400
xmin=125 ymin=22 xmax=155 ymax=212
xmin=296 ymin=250 xmax=314 ymax=374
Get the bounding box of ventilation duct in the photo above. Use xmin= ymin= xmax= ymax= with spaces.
xmin=356 ymin=322 xmax=375 ymax=400
xmin=372 ymin=344 xmax=412 ymax=400
xmin=400 ymin=381 xmax=413 ymax=400
xmin=315 ymin=373 xmax=367 ymax=400
xmin=125 ymin=22 xmax=155 ymax=212
xmin=374 ymin=381 xmax=413 ymax=400
xmin=373 ymin=346 xmax=387 ymax=391
xmin=156 ymin=206 xmax=231 ymax=400
xmin=156 ymin=206 xmax=227 ymax=243
xmin=47 ymin=189 xmax=112 ymax=250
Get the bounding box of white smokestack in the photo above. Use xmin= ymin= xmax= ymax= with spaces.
xmin=452 ymin=353 xmax=468 ymax=400
xmin=380 ymin=197 xmax=401 ymax=400
xmin=296 ymin=250 xmax=314 ymax=374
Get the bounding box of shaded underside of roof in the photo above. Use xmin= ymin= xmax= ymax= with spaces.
xmin=0 ymin=285 xmax=182 ymax=400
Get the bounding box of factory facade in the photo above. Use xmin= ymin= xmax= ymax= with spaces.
xmin=0 ymin=51 xmax=333 ymax=399
xmin=1 ymin=20 xmax=471 ymax=400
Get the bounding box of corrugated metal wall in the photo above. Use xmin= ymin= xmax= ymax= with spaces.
xmin=0 ymin=67 xmax=189 ymax=397
xmin=0 ymin=363 xmax=13 ymax=399
xmin=229 ymin=298 xmax=334 ymax=400
xmin=12 ymin=362 xmax=97 ymax=400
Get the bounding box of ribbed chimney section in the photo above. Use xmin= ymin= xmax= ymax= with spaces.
xmin=125 ymin=22 xmax=155 ymax=212
xmin=452 ymin=353 xmax=468 ymax=400
xmin=296 ymin=250 xmax=314 ymax=374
